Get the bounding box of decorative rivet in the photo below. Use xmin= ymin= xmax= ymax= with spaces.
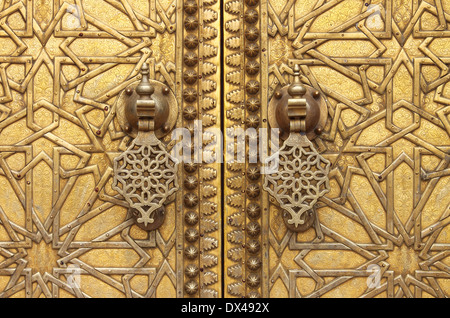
xmin=184 ymin=16 xmax=199 ymax=31
xmin=245 ymin=80 xmax=260 ymax=95
xmin=245 ymin=43 xmax=260 ymax=58
xmin=245 ymin=60 xmax=260 ymax=75
xmin=244 ymin=9 xmax=259 ymax=24
xmin=184 ymin=245 xmax=199 ymax=259
xmin=185 ymin=264 xmax=199 ymax=278
xmin=275 ymin=91 xmax=283 ymax=99
xmin=246 ymin=97 xmax=261 ymax=112
xmin=247 ymin=203 xmax=261 ymax=218
xmin=162 ymin=123 xmax=170 ymax=132
xmin=184 ymin=280 xmax=199 ymax=295
xmin=184 ymin=193 xmax=199 ymax=208
xmin=125 ymin=88 xmax=133 ymax=96
xmin=185 ymin=211 xmax=199 ymax=226
xmin=247 ymin=166 xmax=261 ymax=181
xmin=246 ymin=115 xmax=260 ymax=129
xmin=184 ymin=0 xmax=198 ymax=14
xmin=313 ymin=90 xmax=321 ymax=99
xmin=184 ymin=52 xmax=199 ymax=67
xmin=183 ymin=89 xmax=198 ymax=103
xmin=184 ymin=34 xmax=199 ymax=49
xmin=246 ymin=257 xmax=262 ymax=271
xmin=183 ymin=105 xmax=198 ymax=120
xmin=245 ymin=26 xmax=259 ymax=41
xmin=245 ymin=0 xmax=260 ymax=7
xmin=247 ymin=291 xmax=260 ymax=298
xmin=184 ymin=162 xmax=198 ymax=173
xmin=183 ymin=70 xmax=198 ymax=85
xmin=246 ymin=273 xmax=261 ymax=288
xmin=246 ymin=183 xmax=261 ymax=198
xmin=184 ymin=175 xmax=198 ymax=190
xmin=185 ymin=228 xmax=199 ymax=242
xmin=246 ymin=221 xmax=261 ymax=237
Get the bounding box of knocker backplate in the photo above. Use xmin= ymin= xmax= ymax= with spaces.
xmin=116 ymin=80 xmax=179 ymax=139
xmin=268 ymin=85 xmax=328 ymax=140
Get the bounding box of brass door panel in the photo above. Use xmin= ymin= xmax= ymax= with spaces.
xmin=224 ymin=0 xmax=450 ymax=298
xmin=0 ymin=0 xmax=449 ymax=299
xmin=0 ymin=0 xmax=222 ymax=298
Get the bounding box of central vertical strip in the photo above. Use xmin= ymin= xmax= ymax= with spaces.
xmin=199 ymin=0 xmax=222 ymax=298
xmin=224 ymin=0 xmax=265 ymax=298
xmin=260 ymin=0 xmax=269 ymax=298
xmin=224 ymin=0 xmax=247 ymax=298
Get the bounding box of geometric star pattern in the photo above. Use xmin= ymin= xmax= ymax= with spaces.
xmin=224 ymin=0 xmax=449 ymax=298
xmin=0 ymin=0 xmax=196 ymax=298
xmin=0 ymin=0 xmax=449 ymax=298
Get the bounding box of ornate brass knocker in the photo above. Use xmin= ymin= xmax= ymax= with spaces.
xmin=113 ymin=63 xmax=179 ymax=231
xmin=264 ymin=65 xmax=331 ymax=232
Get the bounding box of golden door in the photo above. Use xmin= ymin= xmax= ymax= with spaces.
xmin=0 ymin=0 xmax=449 ymax=298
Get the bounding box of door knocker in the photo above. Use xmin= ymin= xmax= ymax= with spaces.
xmin=113 ymin=63 xmax=179 ymax=231
xmin=264 ymin=64 xmax=331 ymax=232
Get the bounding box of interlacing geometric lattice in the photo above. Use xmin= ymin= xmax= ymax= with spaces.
xmin=112 ymin=133 xmax=179 ymax=227
xmin=264 ymin=133 xmax=331 ymax=228
xmin=225 ymin=0 xmax=450 ymax=298
xmin=0 ymin=0 xmax=222 ymax=298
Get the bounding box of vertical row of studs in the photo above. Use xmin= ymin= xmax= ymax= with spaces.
xmin=243 ymin=0 xmax=262 ymax=298
xmin=182 ymin=0 xmax=201 ymax=297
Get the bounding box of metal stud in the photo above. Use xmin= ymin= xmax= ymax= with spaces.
xmin=247 ymin=203 xmax=261 ymax=218
xmin=244 ymin=9 xmax=258 ymax=24
xmin=184 ymin=175 xmax=198 ymax=190
xmin=184 ymin=52 xmax=199 ymax=66
xmin=245 ymin=80 xmax=260 ymax=95
xmin=184 ymin=0 xmax=198 ymax=15
xmin=184 ymin=245 xmax=199 ymax=259
xmin=184 ymin=280 xmax=199 ymax=295
xmin=246 ymin=97 xmax=261 ymax=112
xmin=183 ymin=70 xmax=198 ymax=85
xmin=184 ymin=16 xmax=199 ymax=31
xmin=246 ymin=273 xmax=261 ymax=288
xmin=184 ymin=193 xmax=199 ymax=208
xmin=245 ymin=26 xmax=259 ymax=41
xmin=185 ymin=264 xmax=200 ymax=278
xmin=183 ymin=89 xmax=198 ymax=103
xmin=184 ymin=34 xmax=199 ymax=49
xmin=185 ymin=211 xmax=199 ymax=226
xmin=185 ymin=228 xmax=199 ymax=242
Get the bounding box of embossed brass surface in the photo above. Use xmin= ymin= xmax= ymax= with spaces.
xmin=0 ymin=0 xmax=222 ymax=298
xmin=0 ymin=0 xmax=449 ymax=298
xmin=112 ymin=63 xmax=179 ymax=231
xmin=224 ymin=0 xmax=450 ymax=298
